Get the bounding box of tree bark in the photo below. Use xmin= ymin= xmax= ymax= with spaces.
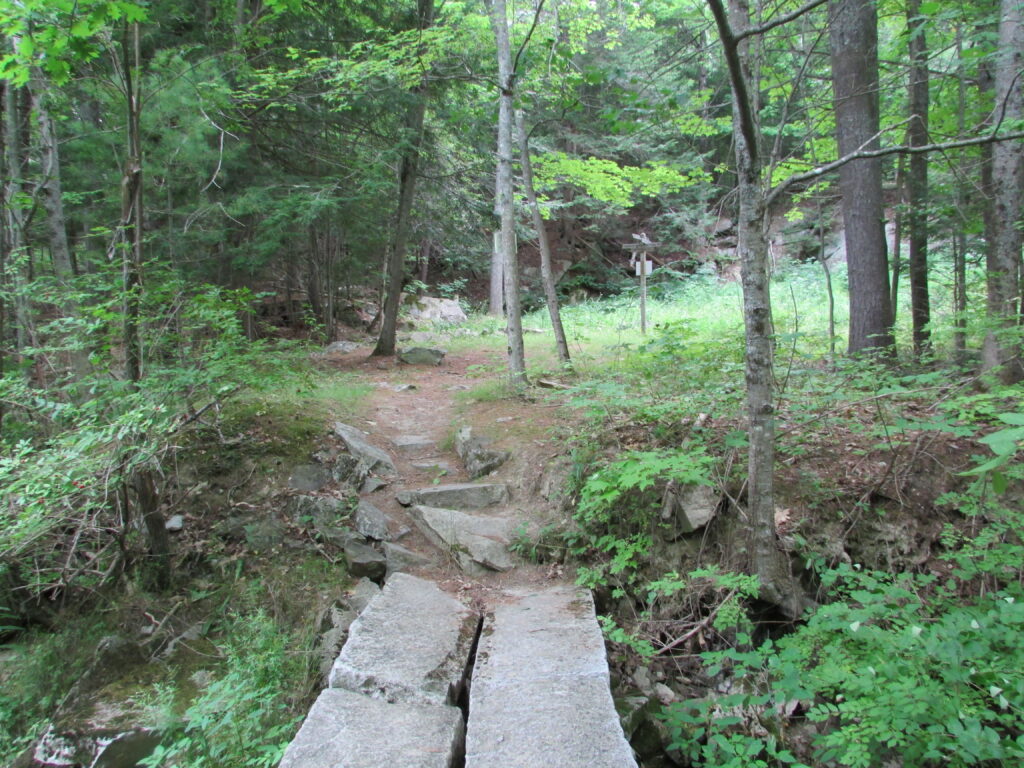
xmin=982 ymin=0 xmax=1024 ymax=382
xmin=709 ymin=0 xmax=803 ymax=619
xmin=515 ymin=109 xmax=571 ymax=366
xmin=487 ymin=0 xmax=526 ymax=385
xmin=374 ymin=0 xmax=434 ymax=356
xmin=30 ymin=69 xmax=90 ymax=379
xmin=906 ymin=0 xmax=931 ymax=356
xmin=118 ymin=21 xmax=170 ymax=590
xmin=830 ymin=0 xmax=894 ymax=354
xmin=489 ymin=231 xmax=504 ymax=315
xmin=953 ymin=25 xmax=969 ymax=361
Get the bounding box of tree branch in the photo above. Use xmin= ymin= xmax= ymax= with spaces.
xmin=512 ymin=0 xmax=545 ymax=77
xmin=707 ymin=0 xmax=760 ymax=168
xmin=766 ymin=129 xmax=1024 ymax=207
xmin=734 ymin=0 xmax=830 ymax=41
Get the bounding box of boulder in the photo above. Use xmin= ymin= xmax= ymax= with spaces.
xmin=398 ymin=347 xmax=445 ymax=366
xmin=348 ymin=578 xmax=382 ymax=613
xmin=288 ymin=463 xmax=334 ymax=492
xmin=330 ymin=454 xmax=370 ymax=488
xmin=316 ymin=602 xmax=359 ymax=680
xmin=410 ymin=505 xmax=515 ymax=575
xmin=354 ymin=500 xmax=391 ymax=541
xmin=324 ymin=340 xmax=361 ymax=354
xmin=333 ymin=423 xmax=397 ymax=476
xmin=343 ymin=540 xmax=387 ymax=582
xmin=397 ymin=483 xmax=510 ymax=510
xmin=406 ymin=296 xmax=468 ymax=326
xmin=454 ymin=426 xmax=510 ymax=479
xmin=360 ymin=476 xmax=389 ymax=493
xmin=659 ymin=482 xmax=720 ymax=537
xmin=383 ymin=542 xmax=433 ymax=577
xmin=244 ymin=517 xmax=288 ymax=551
xmin=164 ymin=515 xmax=185 ymax=532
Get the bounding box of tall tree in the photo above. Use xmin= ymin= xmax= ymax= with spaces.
xmin=906 ymin=0 xmax=931 ymax=356
xmin=515 ymin=108 xmax=571 ymax=366
xmin=830 ymin=0 xmax=894 ymax=354
xmin=982 ymin=0 xmax=1024 ymax=382
xmin=708 ymin=0 xmax=804 ymax=618
xmin=485 ymin=0 xmax=526 ymax=385
xmin=373 ymin=0 xmax=435 ymax=357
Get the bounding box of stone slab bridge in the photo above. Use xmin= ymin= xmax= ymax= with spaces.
xmin=279 ymin=573 xmax=638 ymax=768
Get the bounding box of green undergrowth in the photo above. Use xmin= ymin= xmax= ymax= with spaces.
xmin=486 ymin=262 xmax=1024 ymax=766
xmin=0 ymin=551 xmax=341 ymax=767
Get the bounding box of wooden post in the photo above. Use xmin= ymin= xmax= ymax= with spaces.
xmin=639 ymin=250 xmax=647 ymax=334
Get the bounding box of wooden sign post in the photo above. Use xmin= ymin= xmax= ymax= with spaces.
xmin=624 ymin=236 xmax=660 ymax=335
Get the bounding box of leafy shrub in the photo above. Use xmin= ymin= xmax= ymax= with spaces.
xmin=142 ymin=611 xmax=306 ymax=768
xmin=568 ymin=445 xmax=714 ymax=590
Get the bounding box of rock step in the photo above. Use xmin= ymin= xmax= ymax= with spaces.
xmin=278 ymin=688 xmax=464 ymax=768
xmin=328 ymin=573 xmax=478 ymax=707
xmin=465 ymin=586 xmax=639 ymax=768
xmin=411 ymin=505 xmax=515 ymax=575
xmin=397 ymin=482 xmax=510 ymax=509
xmin=334 ymin=422 xmax=397 ymax=476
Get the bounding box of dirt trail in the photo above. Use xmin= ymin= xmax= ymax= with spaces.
xmin=324 ymin=345 xmax=573 ymax=603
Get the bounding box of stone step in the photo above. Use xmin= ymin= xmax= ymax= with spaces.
xmin=396 ymin=482 xmax=510 ymax=509
xmin=410 ymin=505 xmax=515 ymax=575
xmin=328 ymin=573 xmax=478 ymax=707
xmin=278 ymin=688 xmax=464 ymax=768
xmin=392 ymin=434 xmax=436 ymax=455
xmin=333 ymin=422 xmax=397 ymax=476
xmin=465 ymin=586 xmax=639 ymax=768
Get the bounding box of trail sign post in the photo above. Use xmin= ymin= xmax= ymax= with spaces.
xmin=624 ymin=235 xmax=661 ymax=334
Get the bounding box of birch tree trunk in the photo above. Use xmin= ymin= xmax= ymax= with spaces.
xmin=486 ymin=0 xmax=526 ymax=385
xmin=374 ymin=0 xmax=434 ymax=356
xmin=982 ymin=0 xmax=1024 ymax=382
xmin=515 ymin=108 xmax=570 ymax=366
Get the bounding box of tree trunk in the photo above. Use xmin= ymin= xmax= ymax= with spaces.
xmin=982 ymin=0 xmax=1024 ymax=382
xmin=906 ymin=0 xmax=931 ymax=356
xmin=119 ymin=21 xmax=170 ymax=590
xmin=890 ymin=152 xmax=904 ymax=315
xmin=953 ymin=25 xmax=969 ymax=361
xmin=487 ymin=0 xmax=526 ymax=385
xmin=373 ymin=0 xmax=434 ymax=356
xmin=489 ymin=231 xmax=504 ymax=315
xmin=515 ymin=109 xmax=571 ymax=366
xmin=3 ymin=47 xmax=31 ymax=355
xmin=709 ymin=0 xmax=803 ymax=619
xmin=830 ymin=0 xmax=894 ymax=354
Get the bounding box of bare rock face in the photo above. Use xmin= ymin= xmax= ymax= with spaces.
xmin=406 ymin=296 xmax=468 ymax=326
xmin=454 ymin=426 xmax=510 ymax=479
